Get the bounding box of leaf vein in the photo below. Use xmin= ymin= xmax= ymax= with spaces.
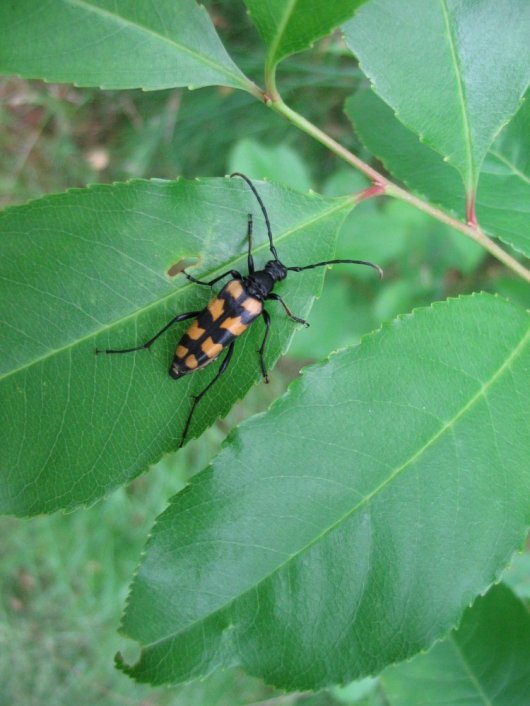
xmin=0 ymin=198 xmax=351 ymax=382
xmin=439 ymin=0 xmax=475 ymax=188
xmin=63 ymin=0 xmax=246 ymax=88
xmin=134 ymin=324 xmax=529 ymax=651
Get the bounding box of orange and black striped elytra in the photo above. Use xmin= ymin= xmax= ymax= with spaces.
xmin=97 ymin=173 xmax=383 ymax=448
xmin=170 ymin=278 xmax=262 ymax=379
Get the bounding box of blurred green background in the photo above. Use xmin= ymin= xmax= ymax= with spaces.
xmin=1 ymin=2 xmax=528 ymax=704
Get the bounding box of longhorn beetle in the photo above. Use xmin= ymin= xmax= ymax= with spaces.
xmin=97 ymin=173 xmax=382 ymax=447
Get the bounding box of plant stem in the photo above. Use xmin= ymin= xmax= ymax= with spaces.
xmin=385 ymin=184 xmax=530 ymax=282
xmin=269 ymin=97 xmax=530 ymax=284
xmin=271 ymin=98 xmax=386 ymax=186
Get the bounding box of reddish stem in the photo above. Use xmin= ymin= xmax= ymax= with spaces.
xmin=355 ymin=183 xmax=386 ymax=203
xmin=466 ymin=193 xmax=478 ymax=227
xmin=269 ymin=97 xmax=530 ymax=283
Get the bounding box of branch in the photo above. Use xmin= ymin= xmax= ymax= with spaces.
xmin=268 ymin=97 xmax=530 ymax=284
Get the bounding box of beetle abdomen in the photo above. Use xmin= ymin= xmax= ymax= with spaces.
xmin=169 ymin=279 xmax=262 ymax=378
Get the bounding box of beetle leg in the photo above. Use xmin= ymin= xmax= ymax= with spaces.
xmin=179 ymin=341 xmax=235 ymax=448
xmin=95 ymin=310 xmax=201 ymax=355
xmin=258 ymin=309 xmax=271 ymax=383
xmin=183 ymin=269 xmax=242 ymax=288
xmin=266 ymin=293 xmax=309 ymax=327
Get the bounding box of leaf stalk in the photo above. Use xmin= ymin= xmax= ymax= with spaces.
xmin=267 ymin=96 xmax=530 ymax=284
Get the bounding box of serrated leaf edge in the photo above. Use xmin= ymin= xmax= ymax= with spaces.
xmin=118 ymin=292 xmax=530 ymax=688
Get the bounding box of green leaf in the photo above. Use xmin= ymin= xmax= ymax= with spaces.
xmin=345 ymin=89 xmax=530 ymax=258
xmin=477 ymin=98 xmax=530 ymax=255
xmin=287 ymin=273 xmax=375 ymax=359
xmin=332 ymin=677 xmax=379 ymax=704
xmin=227 ymin=137 xmax=312 ymax=192
xmin=119 ymin=293 xmax=530 ymax=690
xmin=321 ymin=169 xmax=371 ymax=197
xmin=342 ymin=0 xmax=530 ymax=192
xmin=244 ymin=0 xmax=368 ymax=70
xmin=372 ymin=281 xmax=416 ymax=324
xmin=493 ymin=277 xmax=530 ymax=311
xmin=338 ymin=197 xmax=484 ymax=277
xmin=0 ymin=0 xmax=252 ymax=92
xmin=290 ymin=194 xmax=487 ymax=362
xmin=502 ymin=551 xmax=530 ymax=601
xmin=0 ymin=178 xmax=352 ymax=516
xmin=381 ymin=584 xmax=530 ymax=705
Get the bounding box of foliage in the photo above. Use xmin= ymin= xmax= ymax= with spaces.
xmin=0 ymin=179 xmax=349 ymax=514
xmin=380 ymin=584 xmax=530 ymax=706
xmin=119 ymin=293 xmax=529 ymax=689
xmin=342 ymin=0 xmax=530 ymax=194
xmin=345 ymin=89 xmax=530 ymax=256
xmin=0 ymin=0 xmax=529 ymax=702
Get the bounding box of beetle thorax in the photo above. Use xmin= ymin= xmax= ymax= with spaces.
xmin=244 ymin=271 xmax=273 ymax=299
xmin=245 ymin=261 xmax=287 ymax=300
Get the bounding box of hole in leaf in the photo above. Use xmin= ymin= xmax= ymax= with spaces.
xmin=167 ymin=257 xmax=199 ymax=277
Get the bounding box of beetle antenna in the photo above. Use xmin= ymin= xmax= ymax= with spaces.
xmin=230 ymin=173 xmax=279 ymax=261
xmin=287 ymin=259 xmax=383 ymax=279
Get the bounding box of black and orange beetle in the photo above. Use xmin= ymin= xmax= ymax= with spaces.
xmin=97 ymin=173 xmax=382 ymax=447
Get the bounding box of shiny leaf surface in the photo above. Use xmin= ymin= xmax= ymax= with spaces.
xmin=0 ymin=178 xmax=351 ymax=515
xmin=0 ymin=0 xmax=251 ymax=91
xmin=244 ymin=0 xmax=367 ymax=68
xmin=120 ymin=293 xmax=530 ymax=689
xmin=343 ymin=0 xmax=530 ymax=192
xmin=382 ymin=584 xmax=530 ymax=705
xmin=346 ymin=89 xmax=530 ymax=257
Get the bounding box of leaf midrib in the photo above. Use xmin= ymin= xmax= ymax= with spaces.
xmin=489 ymin=149 xmax=530 ymax=185
xmin=65 ymin=0 xmax=246 ymax=88
xmin=130 ymin=315 xmax=530 ymax=651
xmin=268 ymin=0 xmax=298 ymax=66
xmin=439 ymin=0 xmax=475 ymax=189
xmin=448 ymin=636 xmax=494 ymax=706
xmin=1 ymin=196 xmax=352 ymax=382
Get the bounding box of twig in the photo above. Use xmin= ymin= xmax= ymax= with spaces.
xmin=265 ymin=96 xmax=530 ymax=283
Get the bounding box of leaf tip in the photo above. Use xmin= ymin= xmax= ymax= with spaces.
xmin=114 ymin=648 xmax=145 ymax=682
xmin=114 ymin=650 xmax=126 ymax=671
